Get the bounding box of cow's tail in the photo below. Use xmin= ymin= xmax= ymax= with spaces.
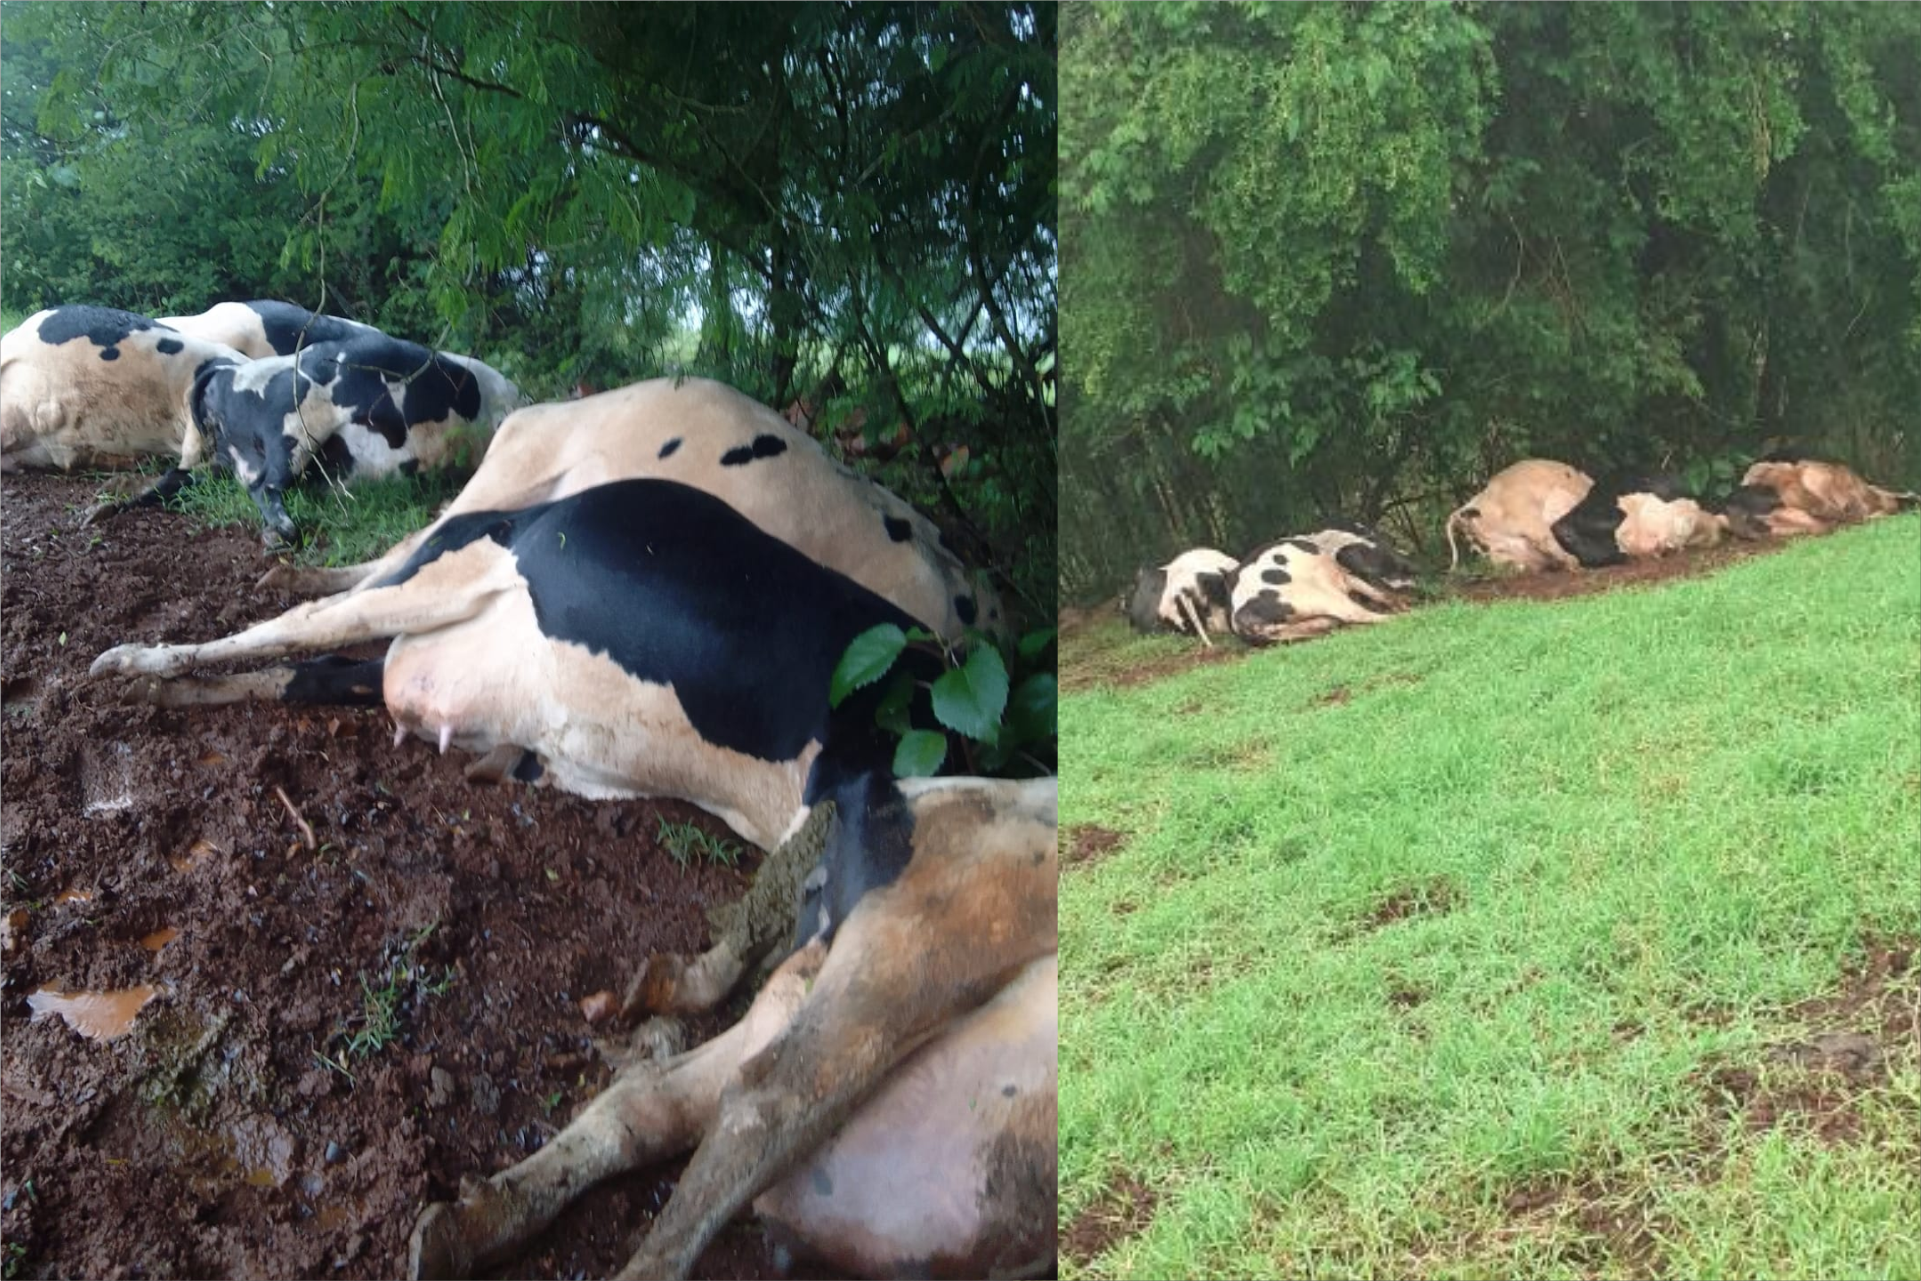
xmin=1444 ymin=504 xmax=1476 ymax=572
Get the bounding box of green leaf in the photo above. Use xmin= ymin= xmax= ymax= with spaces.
xmin=873 ymin=668 xmax=916 ymax=735
xmin=1017 ymin=627 xmax=1057 ymax=661
xmin=931 ymin=646 xmax=1008 ymax=744
xmin=892 ymin=729 xmax=947 ymax=778
xmin=1004 ymin=673 xmax=1057 ymax=746
xmin=830 ymin=623 xmax=907 ymax=708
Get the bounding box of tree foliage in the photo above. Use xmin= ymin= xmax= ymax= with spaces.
xmin=1061 ymin=2 xmax=1921 ymax=600
xmin=1 ymin=1 xmax=1057 ymax=615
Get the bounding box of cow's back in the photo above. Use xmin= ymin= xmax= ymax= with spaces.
xmin=417 ymin=378 xmax=998 ymax=642
xmin=1 ymin=307 xmax=241 ymax=471
xmin=159 ymin=301 xmax=375 ymax=360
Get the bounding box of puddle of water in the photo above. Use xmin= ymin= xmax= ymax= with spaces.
xmin=139 ymin=927 xmax=180 ymax=952
xmin=169 ymin=839 xmax=221 ymax=873
xmin=27 ymin=985 xmax=159 ymax=1040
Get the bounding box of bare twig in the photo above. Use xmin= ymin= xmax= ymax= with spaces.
xmin=275 ymin=785 xmax=318 ymax=851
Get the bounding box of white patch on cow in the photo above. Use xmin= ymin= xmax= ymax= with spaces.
xmin=226 ymin=446 xmax=260 ymax=486
xmin=330 ymin=420 xmax=414 ymax=479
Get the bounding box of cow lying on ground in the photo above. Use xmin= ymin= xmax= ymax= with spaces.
xmin=254 ymin=377 xmax=1003 ymax=643
xmin=1724 ymin=453 xmax=1920 ymax=539
xmin=91 ymin=478 xmax=963 ymax=852
xmin=90 ymin=330 xmax=522 ymax=546
xmin=1550 ymin=470 xmax=1728 ymax=567
xmin=157 ymin=299 xmax=378 ymax=360
xmin=1 ymin=306 xmax=242 ymax=473
xmin=1445 ymin=459 xmax=1595 ymax=572
xmin=1228 ymin=528 xmax=1416 ymax=645
xmin=1123 ymin=548 xmax=1238 ymax=645
xmin=407 ymin=774 xmax=1058 ymax=1281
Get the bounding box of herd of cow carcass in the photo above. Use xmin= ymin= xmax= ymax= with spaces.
xmin=1 ymin=300 xmax=1054 ymax=1280
xmin=1127 ymin=453 xmax=1918 ymax=647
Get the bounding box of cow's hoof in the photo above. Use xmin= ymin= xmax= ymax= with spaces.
xmin=89 ymin=645 xmax=160 ymax=679
xmin=408 ymin=1178 xmax=508 ymax=1281
xmin=619 ymin=951 xmax=688 ymax=1020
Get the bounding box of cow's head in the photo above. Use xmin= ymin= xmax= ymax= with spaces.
xmin=1720 ymin=484 xmax=1781 ymax=541
xmin=1123 ymin=566 xmax=1170 ymax=633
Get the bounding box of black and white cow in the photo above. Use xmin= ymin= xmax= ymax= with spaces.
xmin=1123 ymin=548 xmax=1238 ymax=645
xmin=0 ymin=305 xmax=242 ymax=473
xmin=1227 ymin=528 xmax=1415 ymax=646
xmin=92 ymin=478 xmax=966 ymax=851
xmin=1444 ymin=459 xmax=1594 ymax=572
xmin=156 ymin=299 xmax=379 ymax=360
xmin=103 ymin=330 xmax=522 ymax=546
xmin=1549 ymin=469 xmax=1727 ymax=567
xmin=254 ymin=377 xmax=1004 ymax=643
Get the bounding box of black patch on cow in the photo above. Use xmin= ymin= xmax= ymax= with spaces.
xmin=720 ymin=433 xmax=788 ymax=466
xmin=1234 ymin=589 xmax=1295 ymax=635
xmin=283 ymin=656 xmax=386 ymax=706
xmin=316 ymin=433 xmax=357 ymax=475
xmin=1721 ymin=483 xmax=1782 ymax=541
xmin=156 ymin=337 xmax=184 ymax=355
xmin=955 ymin=594 xmax=977 ymax=625
xmin=245 ymin=300 xmax=368 ymax=357
xmin=1002 ymin=1084 xmax=1018 ymax=1097
xmin=1347 ymin=589 xmax=1389 ymax=614
xmin=372 ymin=480 xmax=949 ymax=782
xmin=658 ymin=437 xmax=682 ymax=459
xmin=1283 ymin=537 xmax=1321 ymax=554
xmin=1333 ymin=540 xmax=1417 ymax=593
xmin=1552 ymin=468 xmax=1691 ymax=568
xmin=34 ymin=305 xmax=157 ymax=351
xmin=400 ymin=459 xmax=421 ymax=477
xmin=1124 ymin=566 xmax=1171 ymax=634
xmin=793 ymin=770 xmax=917 ymax=952
xmin=1261 ymin=567 xmax=1290 ymax=585
xmin=1194 ymin=571 xmax=1231 ymax=615
xmin=884 ymin=515 xmax=913 ymax=542
xmin=512 ymin=752 xmax=546 ymax=783
xmin=99 ymin=347 xmax=121 ymax=361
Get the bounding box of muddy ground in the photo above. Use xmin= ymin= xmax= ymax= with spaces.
xmin=0 ymin=474 xmax=819 ymax=1280
xmin=1060 ymin=536 xmax=1794 ymax=693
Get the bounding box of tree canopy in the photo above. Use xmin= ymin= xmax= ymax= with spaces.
xmin=1 ymin=0 xmax=1057 ymax=614
xmin=1061 ymin=2 xmax=1920 ymax=600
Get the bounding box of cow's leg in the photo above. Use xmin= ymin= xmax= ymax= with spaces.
xmin=407 ymin=942 xmax=827 ymax=1281
xmin=1175 ymin=593 xmax=1213 ymax=647
xmin=612 ymin=839 xmax=1056 ymax=1281
xmin=257 ymin=523 xmax=434 ymax=597
xmin=77 ymin=466 xmax=197 ymax=528
xmin=91 ymin=551 xmax=507 ymax=680
xmin=137 ymin=656 xmax=386 ymax=708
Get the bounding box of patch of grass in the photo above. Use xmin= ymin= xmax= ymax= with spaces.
xmin=319 ymin=925 xmax=457 ymax=1075
xmin=160 ymin=467 xmax=464 ymax=566
xmin=655 ymin=816 xmax=743 ymax=870
xmin=1060 ymin=517 xmax=1921 ymax=1280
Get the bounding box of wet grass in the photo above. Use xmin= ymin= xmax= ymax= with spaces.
xmin=1059 ymin=516 xmax=1921 ymax=1279
xmin=655 ymin=817 xmax=744 ymax=870
xmin=160 ymin=466 xmax=463 ymax=567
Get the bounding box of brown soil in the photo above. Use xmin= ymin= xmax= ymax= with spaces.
xmin=1060 ymin=1171 xmax=1157 ymax=1268
xmin=1063 ymin=825 xmax=1125 ymax=869
xmin=1450 ymin=537 xmax=1788 ymax=605
xmin=1360 ymin=878 xmax=1460 ymax=932
xmin=1696 ymin=937 xmax=1918 ymax=1146
xmin=0 ymin=475 xmax=812 ymax=1280
xmin=1498 ymin=1175 xmax=1665 ymax=1276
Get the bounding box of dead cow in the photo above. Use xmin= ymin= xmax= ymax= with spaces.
xmin=1550 ymin=470 xmax=1728 ymax=567
xmin=156 ymin=299 xmax=379 ymax=360
xmin=1724 ymin=453 xmax=1919 ymax=540
xmin=406 ymin=774 xmax=1058 ymax=1281
xmin=1 ymin=305 xmax=242 ymax=473
xmin=1227 ymin=528 xmax=1414 ymax=646
xmin=91 ymin=478 xmax=974 ymax=853
xmin=1123 ymin=548 xmax=1238 ymax=645
xmin=94 ymin=330 xmax=522 ymax=547
xmin=256 ymin=377 xmax=1003 ymax=643
xmin=1446 ymin=459 xmax=1595 ymax=572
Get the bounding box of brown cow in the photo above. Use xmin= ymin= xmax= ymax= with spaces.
xmin=406 ymin=774 xmax=1058 ymax=1281
xmin=1725 ymin=455 xmax=1918 ymax=539
xmin=1445 ymin=460 xmax=1595 ymax=572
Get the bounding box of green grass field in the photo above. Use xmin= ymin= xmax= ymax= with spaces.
xmin=1060 ymin=517 xmax=1921 ymax=1280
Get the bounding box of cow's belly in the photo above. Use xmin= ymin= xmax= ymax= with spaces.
xmin=382 ymin=587 xmax=813 ymax=852
xmin=754 ymin=955 xmax=1058 ymax=1279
